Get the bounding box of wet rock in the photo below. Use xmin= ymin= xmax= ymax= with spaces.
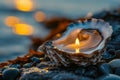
xmin=23 ymin=63 xmax=32 ymax=68
xmin=75 ymin=67 xmax=85 ymax=76
xmin=84 ymin=66 xmax=98 ymax=78
xmin=31 ymin=57 xmax=41 ymax=63
xmin=2 ymin=68 xmax=19 ymax=80
xmin=20 ymin=72 xmax=45 ymax=80
xmin=102 ymin=49 xmax=116 ymax=59
xmin=43 ymin=71 xmax=59 ymax=79
xmin=37 ymin=62 xmax=50 ymax=68
xmin=109 ymin=59 xmax=120 ymax=68
xmin=79 ymin=77 xmax=93 ymax=80
xmin=0 ymin=73 xmax=3 ymax=80
xmin=115 ymin=50 xmax=120 ymax=57
xmin=115 ymin=67 xmax=120 ymax=76
xmin=99 ymin=63 xmax=112 ymax=74
xmin=20 ymin=67 xmax=48 ymax=80
xmin=9 ymin=64 xmax=20 ymax=68
xmin=99 ymin=74 xmax=120 ymax=80
xmin=52 ymin=72 xmax=80 ymax=80
xmin=1 ymin=66 xmax=9 ymax=72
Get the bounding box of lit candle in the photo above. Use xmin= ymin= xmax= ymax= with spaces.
xmin=75 ymin=38 xmax=80 ymax=53
xmin=64 ymin=38 xmax=80 ymax=53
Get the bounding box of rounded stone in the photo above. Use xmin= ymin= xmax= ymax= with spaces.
xmin=115 ymin=67 xmax=120 ymax=76
xmin=23 ymin=63 xmax=32 ymax=68
xmin=9 ymin=64 xmax=21 ymax=68
xmin=99 ymin=74 xmax=120 ymax=80
xmin=31 ymin=57 xmax=41 ymax=63
xmin=99 ymin=63 xmax=112 ymax=74
xmin=102 ymin=49 xmax=116 ymax=59
xmin=84 ymin=66 xmax=98 ymax=78
xmin=75 ymin=67 xmax=85 ymax=75
xmin=109 ymin=59 xmax=120 ymax=68
xmin=1 ymin=66 xmax=9 ymax=72
xmin=2 ymin=68 xmax=19 ymax=80
xmin=52 ymin=73 xmax=80 ymax=80
xmin=20 ymin=72 xmax=45 ymax=80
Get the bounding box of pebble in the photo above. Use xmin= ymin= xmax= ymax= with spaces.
xmin=0 ymin=73 xmax=3 ymax=80
xmin=1 ymin=66 xmax=9 ymax=72
xmin=75 ymin=67 xmax=85 ymax=75
xmin=115 ymin=50 xmax=120 ymax=57
xmin=99 ymin=74 xmax=120 ymax=80
xmin=20 ymin=67 xmax=48 ymax=80
xmin=31 ymin=57 xmax=41 ymax=63
xmin=20 ymin=72 xmax=45 ymax=80
xmin=109 ymin=59 xmax=120 ymax=68
xmin=23 ymin=63 xmax=32 ymax=68
xmin=52 ymin=72 xmax=80 ymax=80
xmin=2 ymin=68 xmax=19 ymax=80
xmin=9 ymin=64 xmax=21 ymax=68
xmin=115 ymin=67 xmax=120 ymax=76
xmin=99 ymin=63 xmax=112 ymax=74
xmin=84 ymin=66 xmax=98 ymax=78
xmin=102 ymin=49 xmax=116 ymax=59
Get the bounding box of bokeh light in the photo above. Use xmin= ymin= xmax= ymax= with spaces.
xmin=13 ymin=23 xmax=34 ymax=36
xmin=5 ymin=16 xmax=21 ymax=27
xmin=34 ymin=11 xmax=46 ymax=22
xmin=15 ymin=0 xmax=34 ymax=12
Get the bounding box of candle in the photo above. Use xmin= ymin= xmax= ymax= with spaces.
xmin=75 ymin=38 xmax=80 ymax=53
xmin=64 ymin=38 xmax=80 ymax=53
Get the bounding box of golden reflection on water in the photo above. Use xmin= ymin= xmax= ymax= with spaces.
xmin=15 ymin=0 xmax=34 ymax=12
xmin=13 ymin=23 xmax=34 ymax=36
xmin=5 ymin=16 xmax=21 ymax=27
xmin=34 ymin=11 xmax=46 ymax=22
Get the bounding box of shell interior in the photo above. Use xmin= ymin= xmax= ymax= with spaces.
xmin=52 ymin=19 xmax=113 ymax=55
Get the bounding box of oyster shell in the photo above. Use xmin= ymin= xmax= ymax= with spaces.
xmin=38 ymin=18 xmax=113 ymax=67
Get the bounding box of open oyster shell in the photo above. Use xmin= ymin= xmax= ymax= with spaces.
xmin=38 ymin=18 xmax=113 ymax=67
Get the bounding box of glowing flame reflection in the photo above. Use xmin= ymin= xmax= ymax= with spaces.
xmin=15 ymin=0 xmax=34 ymax=12
xmin=13 ymin=23 xmax=34 ymax=36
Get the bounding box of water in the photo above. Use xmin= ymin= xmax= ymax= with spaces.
xmin=0 ymin=0 xmax=120 ymax=62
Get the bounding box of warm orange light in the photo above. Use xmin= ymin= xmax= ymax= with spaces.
xmin=5 ymin=16 xmax=20 ymax=27
xmin=15 ymin=0 xmax=34 ymax=12
xmin=34 ymin=11 xmax=46 ymax=22
xmin=13 ymin=23 xmax=34 ymax=35
xmin=75 ymin=38 xmax=80 ymax=53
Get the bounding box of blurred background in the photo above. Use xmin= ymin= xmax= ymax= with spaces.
xmin=0 ymin=0 xmax=120 ymax=62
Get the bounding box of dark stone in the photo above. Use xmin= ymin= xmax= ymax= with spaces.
xmin=84 ymin=66 xmax=98 ymax=78
xmin=20 ymin=72 xmax=45 ymax=80
xmin=102 ymin=49 xmax=116 ymax=59
xmin=0 ymin=73 xmax=3 ymax=80
xmin=75 ymin=67 xmax=85 ymax=76
xmin=31 ymin=57 xmax=41 ymax=63
xmin=115 ymin=67 xmax=120 ymax=76
xmin=2 ymin=68 xmax=19 ymax=80
xmin=1 ymin=66 xmax=9 ymax=72
xmin=115 ymin=50 xmax=120 ymax=58
xmin=99 ymin=63 xmax=112 ymax=74
xmin=99 ymin=74 xmax=120 ymax=80
xmin=9 ymin=64 xmax=21 ymax=68
xmin=52 ymin=72 xmax=80 ymax=80
xmin=23 ymin=63 xmax=32 ymax=68
xmin=109 ymin=59 xmax=120 ymax=68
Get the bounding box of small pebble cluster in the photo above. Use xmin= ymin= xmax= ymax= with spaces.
xmin=0 ymin=9 xmax=120 ymax=80
xmin=0 ymin=57 xmax=120 ymax=80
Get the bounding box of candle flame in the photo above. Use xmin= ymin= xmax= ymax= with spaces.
xmin=75 ymin=38 xmax=80 ymax=53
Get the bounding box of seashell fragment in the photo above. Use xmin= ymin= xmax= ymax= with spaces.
xmin=38 ymin=18 xmax=113 ymax=67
